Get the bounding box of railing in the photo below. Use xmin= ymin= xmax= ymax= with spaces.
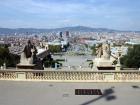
xmin=0 ymin=69 xmax=140 ymax=82
xmin=0 ymin=70 xmax=17 ymax=80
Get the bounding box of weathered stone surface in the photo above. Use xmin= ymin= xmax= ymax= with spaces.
xmin=0 ymin=81 xmax=140 ymax=105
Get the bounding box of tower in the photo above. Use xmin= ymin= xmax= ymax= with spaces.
xmin=59 ymin=32 xmax=63 ymax=38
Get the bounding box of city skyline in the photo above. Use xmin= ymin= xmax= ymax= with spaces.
xmin=0 ymin=0 xmax=140 ymax=31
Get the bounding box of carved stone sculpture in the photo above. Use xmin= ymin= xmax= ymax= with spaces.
xmin=20 ymin=40 xmax=37 ymax=65
xmin=102 ymin=42 xmax=110 ymax=59
xmin=96 ymin=42 xmax=111 ymax=59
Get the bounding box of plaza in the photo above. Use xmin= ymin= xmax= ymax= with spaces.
xmin=0 ymin=81 xmax=140 ymax=105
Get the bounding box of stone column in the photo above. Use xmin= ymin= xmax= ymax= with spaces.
xmin=115 ymin=57 xmax=121 ymax=71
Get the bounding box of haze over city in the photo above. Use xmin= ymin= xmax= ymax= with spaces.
xmin=0 ymin=0 xmax=140 ymax=31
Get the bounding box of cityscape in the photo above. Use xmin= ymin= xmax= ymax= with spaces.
xmin=0 ymin=0 xmax=140 ymax=105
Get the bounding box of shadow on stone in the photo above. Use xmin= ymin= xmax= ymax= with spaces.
xmin=80 ymin=88 xmax=116 ymax=105
xmin=132 ymin=85 xmax=140 ymax=89
xmin=49 ymin=84 xmax=53 ymax=87
xmin=106 ymin=95 xmax=116 ymax=101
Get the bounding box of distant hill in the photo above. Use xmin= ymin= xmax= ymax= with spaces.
xmin=0 ymin=26 xmax=138 ymax=34
xmin=52 ymin=26 xmax=117 ymax=32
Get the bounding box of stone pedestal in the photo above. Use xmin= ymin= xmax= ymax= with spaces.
xmin=16 ymin=64 xmax=35 ymax=69
xmin=94 ymin=58 xmax=112 ymax=67
xmin=115 ymin=64 xmax=121 ymax=71
xmin=17 ymin=53 xmax=35 ymax=69
xmin=93 ymin=58 xmax=115 ymax=70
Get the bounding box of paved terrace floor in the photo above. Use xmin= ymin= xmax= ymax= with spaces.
xmin=0 ymin=81 xmax=140 ymax=105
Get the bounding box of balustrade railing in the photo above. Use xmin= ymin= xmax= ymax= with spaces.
xmin=0 ymin=71 xmax=16 ymax=80
xmin=0 ymin=70 xmax=140 ymax=82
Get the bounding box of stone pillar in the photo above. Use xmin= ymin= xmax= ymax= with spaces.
xmin=115 ymin=64 xmax=121 ymax=71
xmin=0 ymin=66 xmax=3 ymax=70
xmin=55 ymin=63 xmax=58 ymax=69
xmin=68 ymin=65 xmax=71 ymax=70
xmin=116 ymin=57 xmax=121 ymax=71
xmin=79 ymin=65 xmax=82 ymax=69
xmin=3 ymin=63 xmax=6 ymax=70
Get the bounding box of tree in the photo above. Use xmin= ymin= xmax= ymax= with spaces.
xmin=120 ymin=45 xmax=140 ymax=68
xmin=90 ymin=45 xmax=96 ymax=55
xmin=43 ymin=55 xmax=62 ymax=68
xmin=48 ymin=45 xmax=62 ymax=53
xmin=0 ymin=46 xmax=20 ymax=67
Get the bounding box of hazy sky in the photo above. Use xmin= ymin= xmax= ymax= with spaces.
xmin=0 ymin=0 xmax=140 ymax=30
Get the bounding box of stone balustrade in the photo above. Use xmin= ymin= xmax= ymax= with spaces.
xmin=0 ymin=69 xmax=140 ymax=82
xmin=0 ymin=70 xmax=16 ymax=80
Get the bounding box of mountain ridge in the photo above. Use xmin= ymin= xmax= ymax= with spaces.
xmin=0 ymin=26 xmax=139 ymax=34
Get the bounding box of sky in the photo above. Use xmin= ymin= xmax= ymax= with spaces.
xmin=0 ymin=0 xmax=140 ymax=30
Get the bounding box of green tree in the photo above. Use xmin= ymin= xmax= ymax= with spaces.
xmin=90 ymin=45 xmax=96 ymax=55
xmin=120 ymin=45 xmax=140 ymax=68
xmin=0 ymin=46 xmax=20 ymax=67
xmin=48 ymin=45 xmax=62 ymax=53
